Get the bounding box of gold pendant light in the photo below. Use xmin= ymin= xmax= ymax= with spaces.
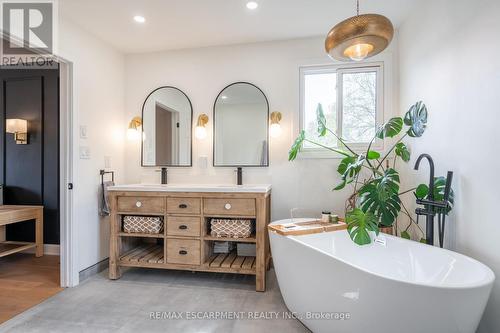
xmin=325 ymin=0 xmax=394 ymax=62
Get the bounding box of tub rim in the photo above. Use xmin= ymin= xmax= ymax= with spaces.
xmin=269 ymin=218 xmax=495 ymax=290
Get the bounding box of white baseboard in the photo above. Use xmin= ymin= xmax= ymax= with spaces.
xmin=23 ymin=244 xmax=60 ymax=256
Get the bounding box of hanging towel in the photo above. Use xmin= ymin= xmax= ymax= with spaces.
xmin=99 ymin=180 xmax=114 ymax=216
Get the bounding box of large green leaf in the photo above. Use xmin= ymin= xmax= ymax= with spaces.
xmin=346 ymin=208 xmax=379 ymax=245
xmin=395 ymin=142 xmax=410 ymax=162
xmin=337 ymin=156 xmax=356 ymax=175
xmin=337 ymin=155 xmax=363 ymax=178
xmin=412 ymin=177 xmax=454 ymax=214
xmin=415 ymin=184 xmax=429 ymax=199
xmin=334 ymin=155 xmax=365 ymax=191
xmin=404 ymin=101 xmax=428 ymax=137
xmin=334 ymin=154 xmax=353 ymax=190
xmin=376 ymin=117 xmax=403 ymax=139
xmin=288 ymin=130 xmax=305 ymax=161
xmin=432 ymin=176 xmax=454 ymax=214
xmin=316 ymin=103 xmax=327 ymax=137
xmin=359 ymin=168 xmax=401 ymax=226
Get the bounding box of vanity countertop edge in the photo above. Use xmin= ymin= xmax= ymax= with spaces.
xmin=107 ymin=184 xmax=272 ymax=193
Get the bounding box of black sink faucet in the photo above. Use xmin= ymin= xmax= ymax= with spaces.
xmin=414 ymin=154 xmax=436 ymax=245
xmin=161 ymin=167 xmax=167 ymax=185
xmin=236 ymin=167 xmax=243 ymax=186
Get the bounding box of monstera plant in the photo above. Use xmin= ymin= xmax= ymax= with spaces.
xmin=289 ymin=101 xmax=453 ymax=245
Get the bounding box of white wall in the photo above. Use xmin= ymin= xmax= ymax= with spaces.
xmin=124 ymin=37 xmax=398 ymax=221
xmin=58 ymin=18 xmax=126 ymax=272
xmin=398 ymin=0 xmax=500 ymax=331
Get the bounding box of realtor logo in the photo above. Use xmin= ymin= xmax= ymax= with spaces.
xmin=2 ymin=1 xmax=53 ymax=54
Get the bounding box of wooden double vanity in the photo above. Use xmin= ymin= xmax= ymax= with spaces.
xmin=107 ymin=184 xmax=271 ymax=291
xmin=116 ymin=82 xmax=273 ymax=291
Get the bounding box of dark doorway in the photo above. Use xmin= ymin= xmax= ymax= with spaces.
xmin=0 ymin=66 xmax=60 ymax=245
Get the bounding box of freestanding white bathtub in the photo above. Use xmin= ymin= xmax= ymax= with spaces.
xmin=269 ymin=219 xmax=495 ymax=333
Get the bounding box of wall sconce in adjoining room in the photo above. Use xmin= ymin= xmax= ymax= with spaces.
xmin=269 ymin=111 xmax=282 ymax=138
xmin=195 ymin=114 xmax=209 ymax=140
xmin=6 ymin=118 xmax=28 ymax=144
xmin=127 ymin=116 xmax=142 ymax=140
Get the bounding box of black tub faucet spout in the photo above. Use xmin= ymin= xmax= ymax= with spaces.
xmin=414 ymin=154 xmax=435 ymax=200
xmin=414 ymin=154 xmax=436 ymax=245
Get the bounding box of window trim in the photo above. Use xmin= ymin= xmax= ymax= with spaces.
xmin=299 ymin=62 xmax=384 ymax=158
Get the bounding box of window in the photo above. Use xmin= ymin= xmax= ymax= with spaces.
xmin=300 ymin=63 xmax=383 ymax=155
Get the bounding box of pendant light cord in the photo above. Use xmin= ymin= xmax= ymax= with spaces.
xmin=356 ymin=0 xmax=360 ymax=16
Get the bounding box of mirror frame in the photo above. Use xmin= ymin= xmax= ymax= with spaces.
xmin=141 ymin=86 xmax=194 ymax=167
xmin=212 ymin=82 xmax=270 ymax=167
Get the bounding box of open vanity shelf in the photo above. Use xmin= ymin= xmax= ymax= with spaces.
xmin=119 ymin=244 xmax=164 ymax=265
xmin=107 ymin=185 xmax=271 ymax=291
xmin=205 ymin=251 xmax=256 ymax=274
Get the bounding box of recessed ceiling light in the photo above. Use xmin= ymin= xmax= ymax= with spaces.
xmin=133 ymin=15 xmax=146 ymax=23
xmin=246 ymin=1 xmax=258 ymax=10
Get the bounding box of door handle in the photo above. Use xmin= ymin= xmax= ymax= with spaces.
xmin=179 ymin=250 xmax=188 ymax=255
xmin=179 ymin=204 xmax=188 ymax=209
xmin=179 ymin=225 xmax=188 ymax=230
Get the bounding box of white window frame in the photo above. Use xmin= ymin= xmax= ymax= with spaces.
xmin=299 ymin=62 xmax=384 ymax=158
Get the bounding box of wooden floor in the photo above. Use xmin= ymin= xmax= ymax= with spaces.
xmin=0 ymin=253 xmax=63 ymax=324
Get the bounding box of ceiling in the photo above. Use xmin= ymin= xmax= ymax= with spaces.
xmin=59 ymin=0 xmax=417 ymax=54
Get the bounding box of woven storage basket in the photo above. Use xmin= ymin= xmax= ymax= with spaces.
xmin=210 ymin=219 xmax=252 ymax=238
xmin=123 ymin=216 xmax=163 ymax=234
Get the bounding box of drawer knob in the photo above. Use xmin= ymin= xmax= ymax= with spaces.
xmin=179 ymin=204 xmax=188 ymax=209
xmin=135 ymin=201 xmax=142 ymax=208
xmin=179 ymin=250 xmax=188 ymax=255
xmin=224 ymin=203 xmax=232 ymax=210
xmin=179 ymin=225 xmax=188 ymax=230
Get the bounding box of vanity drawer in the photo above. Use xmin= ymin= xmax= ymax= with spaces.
xmin=167 ymin=197 xmax=201 ymax=215
xmin=117 ymin=196 xmax=165 ymax=214
xmin=203 ymin=198 xmax=256 ymax=216
xmin=167 ymin=216 xmax=201 ymax=237
xmin=166 ymin=239 xmax=200 ymax=265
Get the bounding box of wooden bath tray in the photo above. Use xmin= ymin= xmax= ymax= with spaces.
xmin=268 ymin=220 xmax=347 ymax=236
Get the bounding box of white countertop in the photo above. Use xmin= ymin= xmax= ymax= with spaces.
xmin=107 ymin=184 xmax=272 ymax=193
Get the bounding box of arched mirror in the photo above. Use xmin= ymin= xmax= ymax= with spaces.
xmin=213 ymin=82 xmax=269 ymax=167
xmin=141 ymin=86 xmax=192 ymax=166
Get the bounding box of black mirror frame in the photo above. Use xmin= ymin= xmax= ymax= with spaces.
xmin=212 ymin=82 xmax=270 ymax=167
xmin=141 ymin=86 xmax=193 ymax=167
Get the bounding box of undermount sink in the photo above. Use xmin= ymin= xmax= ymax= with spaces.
xmin=108 ymin=183 xmax=271 ymax=193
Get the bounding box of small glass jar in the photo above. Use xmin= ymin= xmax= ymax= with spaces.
xmin=321 ymin=211 xmax=331 ymax=222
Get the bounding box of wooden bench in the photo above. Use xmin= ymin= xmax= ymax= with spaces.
xmin=0 ymin=205 xmax=44 ymax=258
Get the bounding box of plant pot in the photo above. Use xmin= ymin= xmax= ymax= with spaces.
xmin=380 ymin=226 xmax=394 ymax=235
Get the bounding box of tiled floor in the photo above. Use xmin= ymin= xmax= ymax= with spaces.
xmin=0 ymin=267 xmax=310 ymax=332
